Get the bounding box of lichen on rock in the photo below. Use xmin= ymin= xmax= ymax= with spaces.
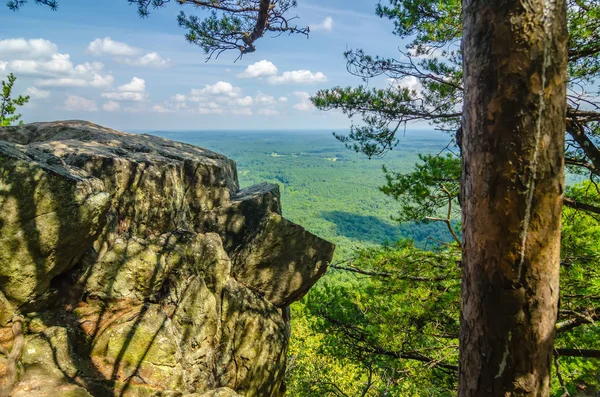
xmin=0 ymin=121 xmax=334 ymax=397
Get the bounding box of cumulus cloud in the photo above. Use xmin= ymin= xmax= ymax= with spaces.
xmin=122 ymin=52 xmax=170 ymax=68
xmin=173 ymin=81 xmax=285 ymax=117
xmin=311 ymin=17 xmax=334 ymax=32
xmin=102 ymin=77 xmax=147 ymax=102
xmin=0 ymin=38 xmax=58 ymax=59
xmin=37 ymin=74 xmax=114 ymax=88
xmin=8 ymin=54 xmax=101 ymax=77
xmin=268 ymin=70 xmax=327 ymax=85
xmin=388 ymin=76 xmax=423 ymax=95
xmin=118 ymin=77 xmax=146 ymax=92
xmin=87 ymin=37 xmax=170 ymax=68
xmin=25 ymin=87 xmax=51 ymax=99
xmin=7 ymin=54 xmax=113 ymax=88
xmin=197 ymin=105 xmax=225 ymax=115
xmin=255 ymin=92 xmax=275 ymax=105
xmin=188 ymin=81 xmax=242 ymax=102
xmin=293 ymin=91 xmax=314 ymax=111
xmin=237 ymin=60 xmax=327 ymax=85
xmin=64 ymin=95 xmax=98 ymax=112
xmin=101 ymin=91 xmax=146 ymax=102
xmin=103 ymin=101 xmax=121 ymax=112
xmin=235 ymin=96 xmax=253 ymax=107
xmin=237 ymin=60 xmax=278 ymax=78
xmin=87 ymin=37 xmax=139 ymax=57
xmin=0 ymin=38 xmax=115 ymax=89
xmin=278 ymin=96 xmax=288 ymax=103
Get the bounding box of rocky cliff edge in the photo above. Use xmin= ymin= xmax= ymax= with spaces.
xmin=0 ymin=121 xmax=334 ymax=397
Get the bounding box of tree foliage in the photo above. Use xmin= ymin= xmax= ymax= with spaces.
xmin=295 ymin=0 xmax=600 ymax=394
xmin=0 ymin=73 xmax=29 ymax=127
xmin=312 ymin=0 xmax=600 ymax=189
xmin=7 ymin=0 xmax=309 ymax=59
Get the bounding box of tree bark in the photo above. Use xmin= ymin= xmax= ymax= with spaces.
xmin=460 ymin=0 xmax=568 ymax=395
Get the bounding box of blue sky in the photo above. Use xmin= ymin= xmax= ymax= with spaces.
xmin=0 ymin=0 xmax=412 ymax=131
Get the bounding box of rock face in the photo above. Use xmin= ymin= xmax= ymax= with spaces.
xmin=0 ymin=121 xmax=334 ymax=397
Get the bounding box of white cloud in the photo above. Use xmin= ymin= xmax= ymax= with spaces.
xmin=90 ymin=74 xmax=114 ymax=88
xmin=237 ymin=60 xmax=327 ymax=85
xmin=10 ymin=54 xmax=103 ymax=76
xmin=118 ymin=77 xmax=146 ymax=92
xmin=5 ymin=53 xmax=114 ymax=88
xmin=255 ymin=92 xmax=275 ymax=105
xmin=88 ymin=37 xmax=170 ymax=68
xmin=102 ymin=77 xmax=147 ymax=102
xmin=25 ymin=87 xmax=50 ymax=99
xmin=311 ymin=17 xmax=334 ymax=32
xmin=156 ymin=100 xmax=189 ymax=113
xmin=9 ymin=54 xmax=82 ymax=76
xmin=122 ymin=52 xmax=170 ymax=68
xmin=388 ymin=76 xmax=423 ymax=95
xmin=278 ymin=96 xmax=288 ymax=103
xmin=258 ymin=108 xmax=279 ymax=116
xmin=197 ymin=105 xmax=225 ymax=115
xmin=0 ymin=38 xmax=58 ymax=59
xmin=237 ymin=60 xmax=278 ymax=78
xmin=64 ymin=95 xmax=98 ymax=112
xmin=188 ymin=81 xmax=242 ymax=103
xmin=190 ymin=81 xmax=241 ymax=98
xmin=176 ymin=82 xmax=283 ymax=116
xmin=88 ymin=37 xmax=139 ymax=57
xmin=268 ymin=70 xmax=327 ymax=85
xmin=101 ymin=91 xmax=146 ymax=102
xmin=293 ymin=91 xmax=314 ymax=111
xmin=0 ymin=39 xmax=114 ymax=88
xmin=37 ymin=74 xmax=114 ymax=88
xmin=103 ymin=101 xmax=121 ymax=112
xmin=235 ymin=96 xmax=253 ymax=107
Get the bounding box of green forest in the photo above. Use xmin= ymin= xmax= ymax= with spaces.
xmin=2 ymin=0 xmax=600 ymax=396
xmin=153 ymin=129 xmax=600 ymax=396
xmin=154 ymin=129 xmax=456 ymax=258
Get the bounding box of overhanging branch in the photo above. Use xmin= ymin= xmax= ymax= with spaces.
xmin=555 ymin=348 xmax=600 ymax=358
xmin=563 ymin=197 xmax=600 ymax=215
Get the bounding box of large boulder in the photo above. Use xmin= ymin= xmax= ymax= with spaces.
xmin=0 ymin=121 xmax=334 ymax=397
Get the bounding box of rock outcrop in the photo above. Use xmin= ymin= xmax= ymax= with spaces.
xmin=0 ymin=121 xmax=334 ymax=397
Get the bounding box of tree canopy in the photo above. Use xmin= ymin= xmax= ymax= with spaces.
xmin=288 ymin=0 xmax=600 ymax=395
xmin=6 ymin=0 xmax=309 ymax=59
xmin=0 ymin=73 xmax=29 ymax=127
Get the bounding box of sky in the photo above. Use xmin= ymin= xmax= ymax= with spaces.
xmin=0 ymin=0 xmax=415 ymax=131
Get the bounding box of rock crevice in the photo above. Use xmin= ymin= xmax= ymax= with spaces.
xmin=0 ymin=121 xmax=334 ymax=397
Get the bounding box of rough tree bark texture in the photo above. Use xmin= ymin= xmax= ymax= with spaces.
xmin=460 ymin=0 xmax=567 ymax=395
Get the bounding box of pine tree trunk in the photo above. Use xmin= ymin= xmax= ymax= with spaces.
xmin=460 ymin=0 xmax=567 ymax=395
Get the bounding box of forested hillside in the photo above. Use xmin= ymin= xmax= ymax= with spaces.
xmin=3 ymin=0 xmax=600 ymax=395
xmin=152 ymin=129 xmax=599 ymax=396
xmin=153 ymin=129 xmax=457 ymax=259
